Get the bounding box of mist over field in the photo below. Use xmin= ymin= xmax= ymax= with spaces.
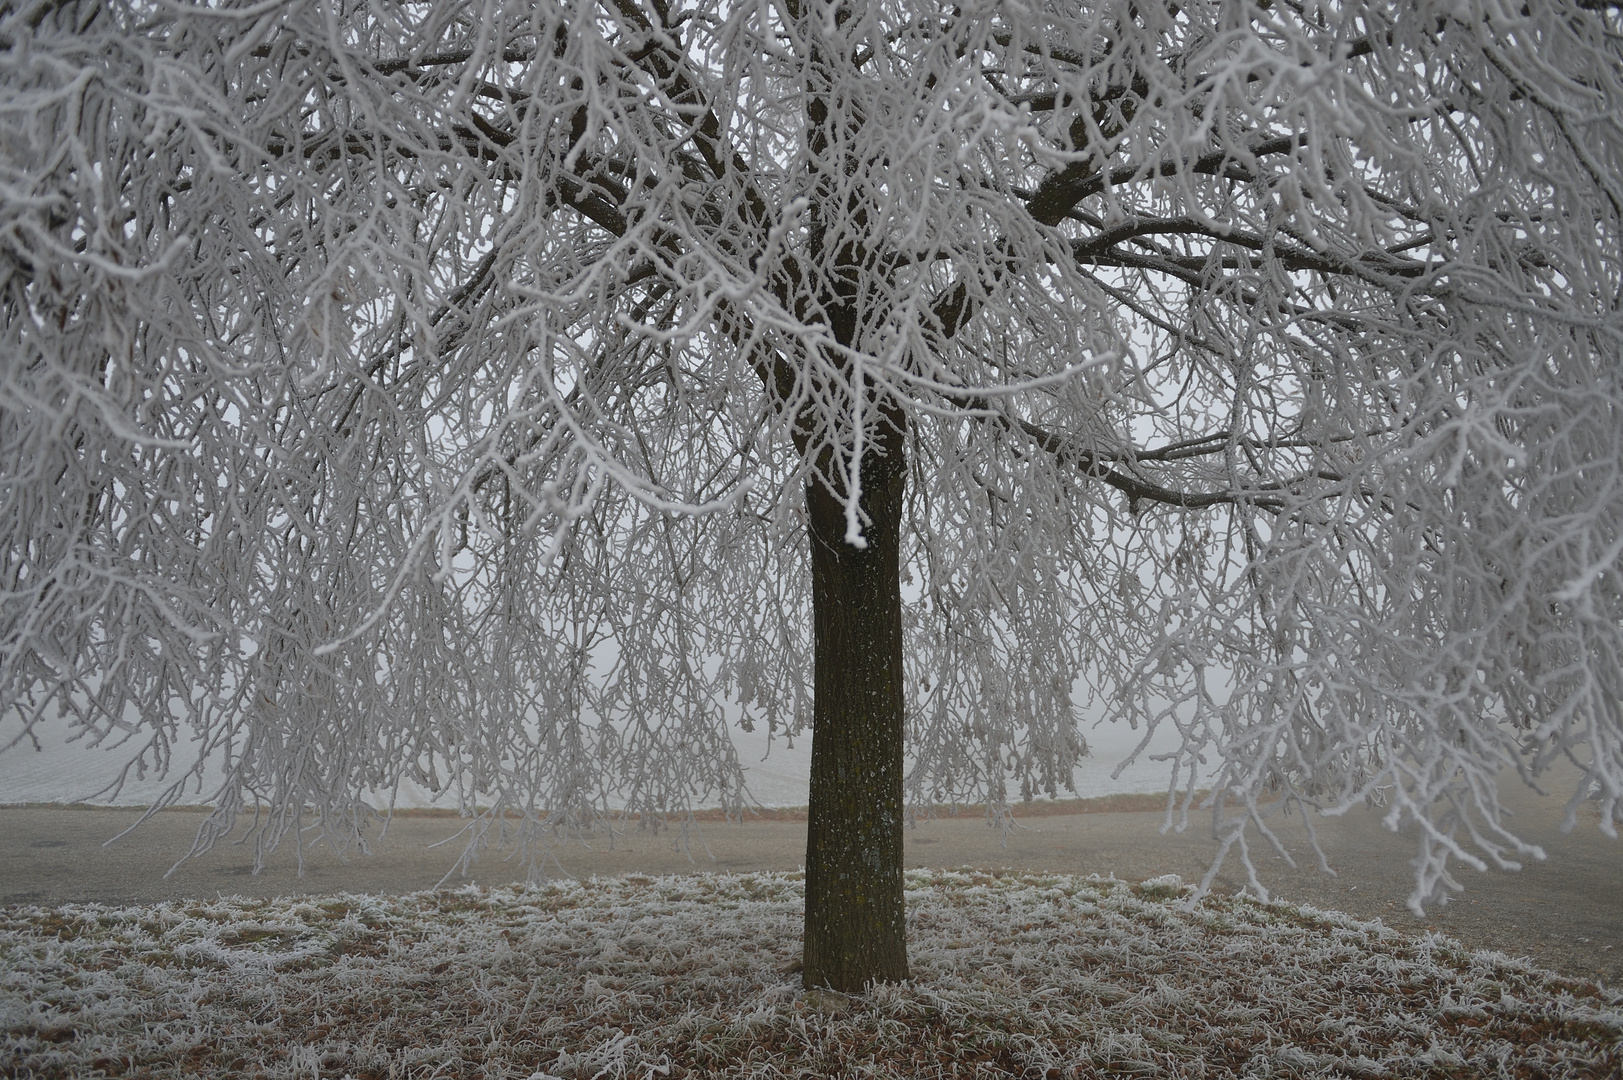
xmin=0 ymin=709 xmax=1197 ymax=811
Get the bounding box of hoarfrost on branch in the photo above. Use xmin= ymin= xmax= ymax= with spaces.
xmin=2 ymin=0 xmax=1620 ymax=909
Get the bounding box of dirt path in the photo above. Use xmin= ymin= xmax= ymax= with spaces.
xmin=5 ymin=778 xmax=1619 ymax=987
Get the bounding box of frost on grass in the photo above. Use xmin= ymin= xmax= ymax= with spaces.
xmin=2 ymin=871 xmax=1618 ymax=1079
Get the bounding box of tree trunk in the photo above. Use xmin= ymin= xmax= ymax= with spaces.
xmin=802 ymin=452 xmax=910 ymax=992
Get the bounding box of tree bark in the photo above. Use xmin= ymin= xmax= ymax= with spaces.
xmin=802 ymin=448 xmax=910 ymax=992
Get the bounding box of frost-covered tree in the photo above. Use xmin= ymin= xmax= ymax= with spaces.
xmin=4 ymin=0 xmax=1621 ymax=990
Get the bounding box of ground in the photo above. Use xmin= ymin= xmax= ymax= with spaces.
xmin=3 ymin=870 xmax=1619 ymax=1079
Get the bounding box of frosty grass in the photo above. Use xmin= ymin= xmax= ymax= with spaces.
xmin=3 ymin=870 xmax=1619 ymax=1079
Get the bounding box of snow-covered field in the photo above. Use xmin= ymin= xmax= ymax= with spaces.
xmin=3 ymin=870 xmax=1618 ymax=1079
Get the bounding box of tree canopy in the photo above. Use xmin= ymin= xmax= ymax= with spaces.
xmin=3 ymin=0 xmax=1621 ymax=952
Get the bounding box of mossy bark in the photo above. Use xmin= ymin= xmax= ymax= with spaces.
xmin=801 ymin=453 xmax=910 ymax=992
